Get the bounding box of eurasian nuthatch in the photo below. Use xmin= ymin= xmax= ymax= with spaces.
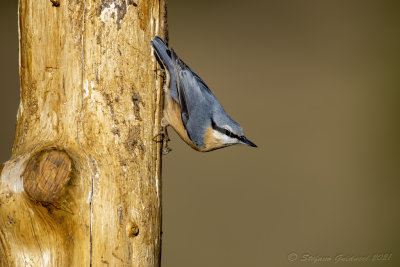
xmin=151 ymin=36 xmax=256 ymax=152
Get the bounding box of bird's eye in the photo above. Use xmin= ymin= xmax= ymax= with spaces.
xmin=224 ymin=129 xmax=232 ymax=137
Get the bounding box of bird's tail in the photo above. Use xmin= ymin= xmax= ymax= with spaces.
xmin=150 ymin=36 xmax=173 ymax=71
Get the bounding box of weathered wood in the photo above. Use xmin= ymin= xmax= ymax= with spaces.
xmin=0 ymin=0 xmax=167 ymax=266
xmin=23 ymin=149 xmax=72 ymax=202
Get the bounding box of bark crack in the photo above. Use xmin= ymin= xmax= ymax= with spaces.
xmin=77 ymin=1 xmax=95 ymax=267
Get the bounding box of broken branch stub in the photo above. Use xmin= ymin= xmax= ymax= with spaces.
xmin=23 ymin=149 xmax=72 ymax=202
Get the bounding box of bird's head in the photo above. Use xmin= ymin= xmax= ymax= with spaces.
xmin=206 ymin=111 xmax=257 ymax=149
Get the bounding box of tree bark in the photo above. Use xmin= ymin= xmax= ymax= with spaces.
xmin=0 ymin=0 xmax=167 ymax=266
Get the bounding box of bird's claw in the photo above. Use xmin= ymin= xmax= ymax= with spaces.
xmin=153 ymin=126 xmax=172 ymax=155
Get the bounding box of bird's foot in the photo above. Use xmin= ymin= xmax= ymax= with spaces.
xmin=153 ymin=125 xmax=172 ymax=155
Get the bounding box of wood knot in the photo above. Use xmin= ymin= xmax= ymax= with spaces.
xmin=23 ymin=149 xmax=72 ymax=203
xmin=50 ymin=0 xmax=60 ymax=7
xmin=127 ymin=222 xmax=139 ymax=238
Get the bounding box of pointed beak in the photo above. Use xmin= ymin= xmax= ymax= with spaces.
xmin=240 ymin=136 xmax=257 ymax=148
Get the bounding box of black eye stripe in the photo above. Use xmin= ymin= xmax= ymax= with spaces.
xmin=211 ymin=119 xmax=240 ymax=140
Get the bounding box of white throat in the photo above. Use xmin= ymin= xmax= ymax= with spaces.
xmin=212 ymin=129 xmax=237 ymax=145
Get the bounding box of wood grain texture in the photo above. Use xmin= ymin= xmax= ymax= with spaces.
xmin=0 ymin=0 xmax=167 ymax=266
xmin=23 ymin=149 xmax=72 ymax=202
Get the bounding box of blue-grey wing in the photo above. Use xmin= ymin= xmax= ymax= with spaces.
xmin=171 ymin=49 xmax=212 ymax=147
xmin=150 ymin=36 xmax=179 ymax=101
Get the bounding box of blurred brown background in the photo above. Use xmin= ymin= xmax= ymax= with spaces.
xmin=1 ymin=1 xmax=399 ymax=266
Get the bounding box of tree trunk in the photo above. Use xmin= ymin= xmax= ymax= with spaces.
xmin=0 ymin=0 xmax=167 ymax=266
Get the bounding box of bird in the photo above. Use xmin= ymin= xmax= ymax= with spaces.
xmin=151 ymin=36 xmax=257 ymax=152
